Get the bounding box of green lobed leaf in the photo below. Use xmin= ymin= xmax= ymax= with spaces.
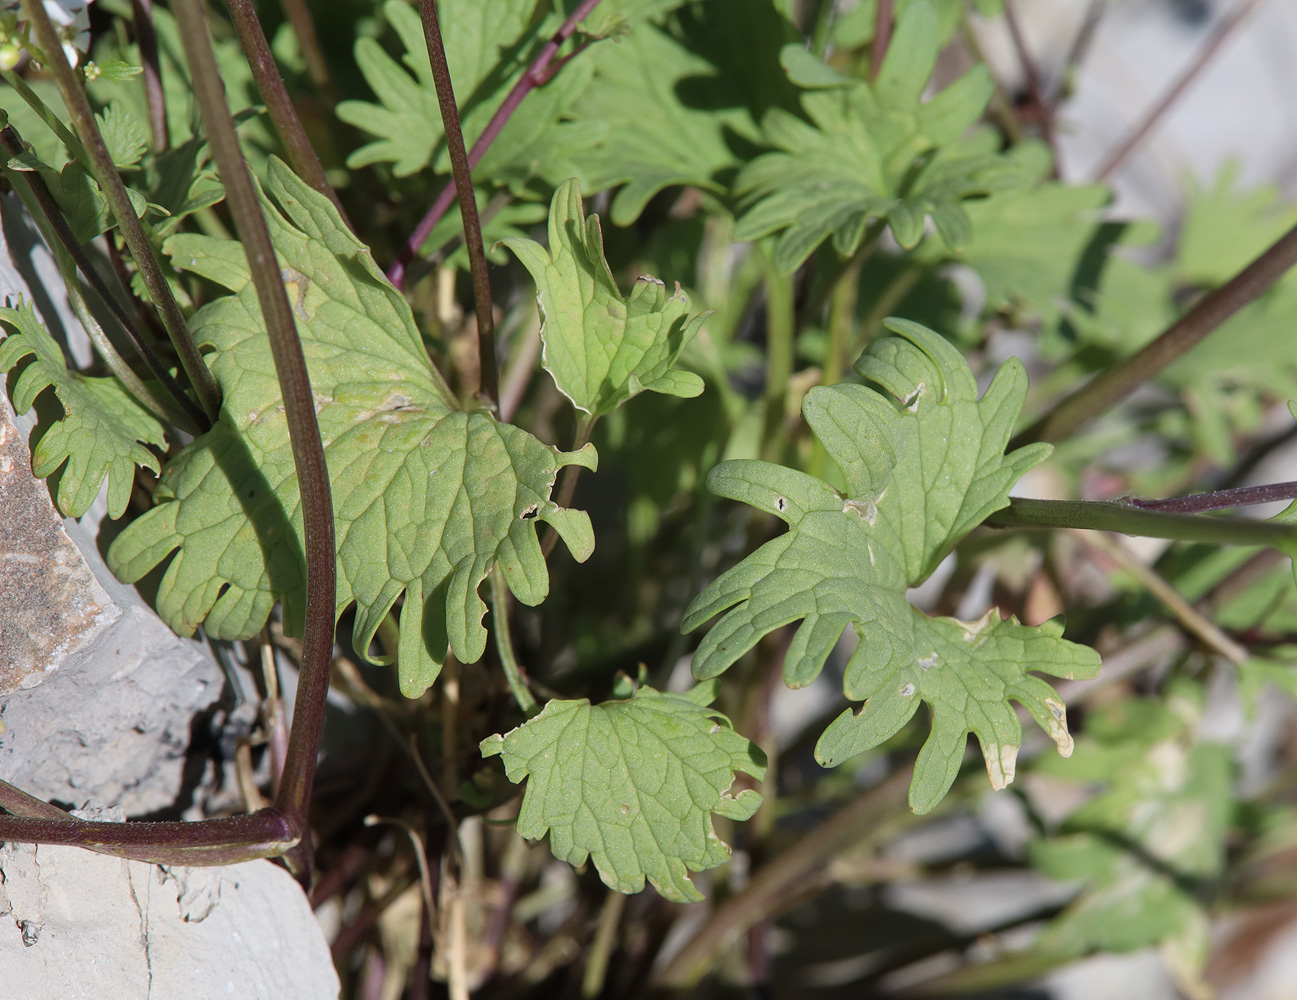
xmin=480 ymin=683 xmax=766 ymax=902
xmin=96 ymin=103 xmax=148 ymax=170
xmin=682 ymin=319 xmax=1099 ymax=811
xmin=561 ymin=0 xmax=798 ymax=226
xmin=336 ymin=0 xmax=594 ymax=184
xmin=500 ymin=178 xmax=706 ymax=419
xmin=0 ymin=300 xmax=166 ymax=518
xmin=733 ymin=0 xmax=1021 ymax=273
xmin=106 ymin=158 xmax=596 ymax=696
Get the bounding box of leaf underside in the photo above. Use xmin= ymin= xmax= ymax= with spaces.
xmin=106 ymin=158 xmax=596 ymax=696
xmin=481 ymin=684 xmax=767 ymax=902
xmin=500 ymin=178 xmax=706 ymax=420
xmin=682 ymin=319 xmax=1100 ymax=812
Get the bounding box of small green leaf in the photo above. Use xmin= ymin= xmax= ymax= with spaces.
xmin=96 ymin=103 xmax=148 ymax=170
xmin=683 ymin=320 xmax=1099 ymax=811
xmin=0 ymin=301 xmax=166 ymax=518
xmin=481 ymin=684 xmax=767 ymax=902
xmin=500 ymin=178 xmax=707 ymax=419
xmin=734 ymin=1 xmax=1021 ymax=273
xmin=107 ymin=159 xmax=596 ymax=696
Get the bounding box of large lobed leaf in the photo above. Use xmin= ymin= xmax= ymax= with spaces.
xmin=0 ymin=301 xmax=166 ymax=518
xmin=481 ymin=682 xmax=766 ymax=902
xmin=500 ymin=179 xmax=706 ymax=419
xmin=682 ymin=320 xmax=1100 ymax=812
xmin=733 ymin=0 xmax=1021 ymax=274
xmin=107 ymin=158 xmax=595 ymax=696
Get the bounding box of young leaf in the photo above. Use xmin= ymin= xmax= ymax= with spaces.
xmin=733 ymin=0 xmax=1020 ymax=273
xmin=106 ymin=159 xmax=596 ymax=696
xmin=480 ymin=683 xmax=766 ymax=902
xmin=0 ymin=300 xmax=166 ymax=518
xmin=682 ymin=319 xmax=1100 ymax=812
xmin=96 ymin=103 xmax=148 ymax=171
xmin=500 ymin=178 xmax=706 ymax=419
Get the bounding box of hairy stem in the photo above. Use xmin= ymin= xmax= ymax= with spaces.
xmin=172 ymin=0 xmax=337 ymax=879
xmin=1 ymin=122 xmax=206 ymax=429
xmin=387 ymin=0 xmax=603 ymax=290
xmin=223 ymin=0 xmax=350 ymax=227
xmin=416 ymin=0 xmax=497 ymax=406
xmin=1094 ymin=0 xmax=1264 ymax=181
xmin=1014 ymin=219 xmax=1297 ymax=446
xmin=19 ymin=0 xmax=223 ymax=424
xmin=987 ymin=497 xmax=1297 ymax=548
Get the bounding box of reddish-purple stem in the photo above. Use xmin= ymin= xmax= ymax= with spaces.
xmin=1125 ymin=480 xmax=1297 ymax=515
xmin=870 ymin=0 xmax=894 ymax=81
xmin=387 ymin=0 xmax=603 ymax=291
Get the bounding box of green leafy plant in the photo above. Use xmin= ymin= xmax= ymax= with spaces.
xmin=4 ymin=0 xmax=1297 ymax=995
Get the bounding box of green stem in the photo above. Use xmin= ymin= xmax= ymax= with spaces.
xmin=1015 ymin=219 xmax=1297 ymax=446
xmin=489 ymin=565 xmax=538 ymax=715
xmin=582 ymin=889 xmax=626 ymax=998
xmin=18 ymin=0 xmax=223 ymax=425
xmin=987 ymin=497 xmax=1297 ymax=548
xmin=172 ymin=0 xmax=337 ymax=879
xmin=416 ymin=0 xmax=498 ymax=407
xmin=761 ymin=242 xmax=795 ymax=460
xmin=1 ymin=68 xmax=89 ymax=170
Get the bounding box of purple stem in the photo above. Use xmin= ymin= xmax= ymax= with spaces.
xmin=387 ymin=0 xmax=603 ymax=291
xmin=1125 ymin=480 xmax=1297 ymax=515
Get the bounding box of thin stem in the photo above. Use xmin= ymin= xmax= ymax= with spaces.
xmin=387 ymin=0 xmax=603 ymax=290
xmin=489 ymin=564 xmax=539 ymax=716
xmin=1 ymin=122 xmax=206 ymax=429
xmin=958 ymin=10 xmax=1024 ymax=145
xmin=19 ymin=0 xmax=223 ymax=425
xmin=171 ymin=0 xmax=336 ymax=879
xmin=223 ymin=0 xmax=351 ymax=227
xmin=1002 ymin=0 xmax=1060 ymax=174
xmin=277 ymin=0 xmax=332 ymax=96
xmin=761 ymin=244 xmax=795 ymax=460
xmin=1080 ymin=531 xmax=1248 ymax=665
xmin=2 ymin=68 xmax=89 ymax=169
xmin=1014 ymin=219 xmax=1297 ymax=446
xmin=1125 ymin=480 xmax=1297 ymax=514
xmin=654 ymin=769 xmax=912 ymax=987
xmin=131 ymin=0 xmax=169 ymax=151
xmin=1053 ymin=0 xmax=1107 ymax=101
xmin=870 ymin=0 xmax=893 ymax=81
xmin=1094 ymin=0 xmax=1266 ymax=181
xmin=364 ymin=815 xmax=436 ymax=929
xmin=582 ymin=889 xmax=626 ymax=998
xmin=415 ymin=0 xmax=497 ymax=406
xmin=987 ymin=497 xmax=1297 ymax=548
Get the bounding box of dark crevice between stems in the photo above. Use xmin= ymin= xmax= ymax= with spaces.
xmin=387 ymin=0 xmax=603 ymax=292
xmin=223 ymin=0 xmax=351 ymax=229
xmin=172 ymin=0 xmax=336 ymax=879
xmin=1014 ymin=219 xmax=1297 ymax=447
xmin=1 ymin=122 xmax=205 ymax=430
xmin=19 ymin=0 xmax=222 ymax=425
xmin=415 ymin=0 xmax=498 ymax=407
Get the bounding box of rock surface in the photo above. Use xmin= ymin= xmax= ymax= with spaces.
xmin=0 ymin=840 xmax=340 ymax=1000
